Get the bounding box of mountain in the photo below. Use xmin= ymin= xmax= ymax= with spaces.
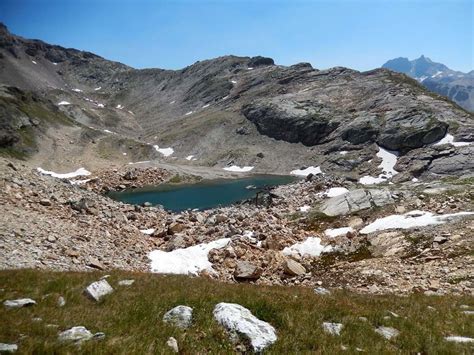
xmin=0 ymin=23 xmax=473 ymax=181
xmin=382 ymin=55 xmax=474 ymax=112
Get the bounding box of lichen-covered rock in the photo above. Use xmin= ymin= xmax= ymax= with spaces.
xmin=213 ymin=302 xmax=277 ymax=352
xmin=163 ymin=305 xmax=193 ymax=329
xmin=84 ymin=279 xmax=113 ymax=302
xmin=3 ymin=298 xmax=36 ymax=308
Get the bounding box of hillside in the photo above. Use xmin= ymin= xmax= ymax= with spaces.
xmin=0 ymin=23 xmax=473 ymax=181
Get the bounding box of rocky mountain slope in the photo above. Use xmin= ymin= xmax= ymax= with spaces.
xmin=0 ymin=23 xmax=473 ymax=181
xmin=383 ymin=55 xmax=474 ymax=112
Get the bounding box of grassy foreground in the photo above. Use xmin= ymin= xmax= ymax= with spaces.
xmin=0 ymin=270 xmax=473 ymax=354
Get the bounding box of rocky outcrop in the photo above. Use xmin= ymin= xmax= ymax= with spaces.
xmin=319 ymin=189 xmax=393 ymax=216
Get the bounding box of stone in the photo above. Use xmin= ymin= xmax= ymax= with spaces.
xmin=58 ymin=326 xmax=93 ymax=343
xmin=322 ymin=322 xmax=343 ymax=335
xmin=433 ymin=236 xmax=448 ymax=244
xmin=375 ymin=326 xmax=399 ymax=340
xmin=213 ymin=302 xmax=277 ymax=352
xmin=87 ymin=259 xmax=105 ymax=270
xmin=163 ymin=305 xmax=193 ymax=329
xmin=319 ymin=189 xmax=393 ymax=216
xmin=166 ymin=337 xmax=179 ymax=353
xmin=234 ymin=261 xmax=262 ymax=280
xmin=347 ymin=217 xmax=364 ymax=228
xmin=47 ymin=235 xmax=56 ymax=242
xmin=283 ymin=259 xmax=306 ymax=276
xmin=118 ymin=279 xmax=135 ymax=286
xmin=3 ymin=298 xmax=36 ymax=308
xmin=84 ymin=279 xmax=113 ymax=302
xmin=39 ymin=199 xmax=51 ymax=206
xmin=57 ymin=296 xmax=66 ymax=307
xmin=369 ymin=232 xmax=408 ymax=257
xmin=168 ymin=222 xmax=185 ymax=234
xmin=314 ymin=287 xmax=331 ymax=295
xmin=215 ymin=214 xmax=228 ymax=223
xmin=0 ymin=343 xmax=17 ymax=353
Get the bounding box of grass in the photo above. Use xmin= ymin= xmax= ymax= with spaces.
xmin=1 ymin=270 xmax=473 ymax=354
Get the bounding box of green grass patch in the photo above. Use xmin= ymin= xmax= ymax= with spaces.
xmin=0 ymin=270 xmax=473 ymax=354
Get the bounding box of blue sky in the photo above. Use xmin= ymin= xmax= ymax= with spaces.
xmin=1 ymin=0 xmax=472 ymax=72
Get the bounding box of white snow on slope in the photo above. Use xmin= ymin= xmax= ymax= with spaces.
xmin=72 ymin=88 xmax=82 ymax=92
xmin=360 ymin=210 xmax=474 ymax=234
xmin=290 ymin=166 xmax=323 ymax=177
xmin=94 ymin=87 xmax=101 ymax=91
xmin=128 ymin=161 xmax=151 ymax=165
xmin=325 ymin=227 xmax=354 ymax=238
xmin=140 ymin=228 xmax=155 ymax=235
xmin=57 ymin=101 xmax=71 ymax=106
xmin=32 ymin=60 xmax=37 ymax=64
xmin=282 ymin=237 xmax=333 ymax=257
xmin=103 ymin=129 xmax=114 ymax=134
xmin=153 ymin=145 xmax=174 ymax=157
xmin=185 ymin=111 xmax=193 ymax=115
xmin=186 ymin=155 xmax=197 ymax=161
xmin=37 ymin=167 xmax=91 ymax=179
xmin=116 ymin=104 xmax=123 ymax=109
xmin=149 ymin=238 xmax=230 ymax=275
xmin=231 ymin=80 xmax=237 ymax=84
xmin=202 ymin=104 xmax=210 ymax=108
xmin=52 ymin=62 xmax=58 ymax=65
xmin=299 ymin=205 xmax=311 ymax=212
xmin=97 ymin=103 xmax=105 ymax=108
xmin=432 ymin=71 xmax=443 ymax=78
xmin=434 ymin=133 xmax=471 ymax=147
xmin=321 ymin=187 xmax=349 ymax=198
xmin=223 ymin=165 xmax=254 ymax=172
xmin=359 ymin=146 xmax=398 ymax=185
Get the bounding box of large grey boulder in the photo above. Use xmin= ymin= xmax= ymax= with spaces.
xmin=84 ymin=279 xmax=114 ymax=302
xmin=0 ymin=343 xmax=17 ymax=353
xmin=319 ymin=189 xmax=393 ymax=216
xmin=213 ymin=302 xmax=277 ymax=352
xmin=163 ymin=305 xmax=193 ymax=329
xmin=3 ymin=298 xmax=36 ymax=308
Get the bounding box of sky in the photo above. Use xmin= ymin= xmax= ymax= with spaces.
xmin=1 ymin=0 xmax=472 ymax=72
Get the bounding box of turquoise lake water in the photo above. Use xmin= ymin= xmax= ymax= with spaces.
xmin=108 ymin=175 xmax=296 ymax=212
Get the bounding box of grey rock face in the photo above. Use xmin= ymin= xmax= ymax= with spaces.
xmin=163 ymin=305 xmax=193 ymax=329
xmin=3 ymin=298 xmax=36 ymax=308
xmin=319 ymin=189 xmax=393 ymax=216
xmin=84 ymin=279 xmax=113 ymax=302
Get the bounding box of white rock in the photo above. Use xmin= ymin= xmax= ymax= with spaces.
xmin=57 ymin=296 xmax=66 ymax=307
xmin=314 ymin=287 xmax=331 ymax=295
xmin=163 ymin=305 xmax=193 ymax=328
xmin=166 ymin=337 xmax=179 ymax=352
xmin=462 ymin=310 xmax=474 ymax=315
xmin=58 ymin=326 xmax=93 ymax=343
xmin=84 ymin=279 xmax=113 ymax=301
xmin=3 ymin=298 xmax=36 ymax=308
xmin=445 ymin=336 xmax=474 ymax=343
xmin=375 ymin=326 xmax=399 ymax=340
xmin=322 ymin=322 xmax=343 ymax=335
xmin=118 ymin=279 xmax=135 ymax=286
xmin=213 ymin=302 xmax=277 ymax=352
xmin=0 ymin=343 xmax=17 ymax=352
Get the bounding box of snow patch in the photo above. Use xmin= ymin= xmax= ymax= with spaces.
xmin=445 ymin=336 xmax=474 ymax=343
xmin=325 ymin=227 xmax=354 ymax=238
xmin=230 ymin=80 xmax=237 ymax=84
xmin=359 ymin=146 xmax=398 ymax=185
xmin=153 ymin=145 xmax=174 ymax=157
xmin=339 ymin=151 xmax=348 ymax=155
xmin=299 ymin=205 xmax=311 ymax=212
xmin=186 ymin=155 xmax=197 ymax=161
xmin=140 ymin=228 xmax=155 ymax=235
xmin=360 ymin=210 xmax=474 ymax=234
xmin=116 ymin=104 xmax=123 ymax=109
xmin=32 ymin=60 xmax=37 ymax=64
xmin=202 ymin=104 xmax=210 ymax=108
xmin=37 ymin=167 xmax=91 ymax=179
xmin=434 ymin=133 xmax=471 ymax=147
xmin=94 ymin=87 xmax=101 ymax=91
xmin=149 ymin=238 xmax=230 ymax=275
xmin=322 ymin=187 xmax=349 ymax=198
xmin=290 ymin=166 xmax=322 ymax=177
xmin=185 ymin=111 xmax=193 ymax=116
xmin=282 ymin=237 xmax=333 ymax=257
xmin=57 ymin=101 xmax=71 ymax=106
xmin=223 ymin=165 xmax=254 ymax=172
xmin=97 ymin=103 xmax=105 ymax=108
xmin=72 ymin=88 xmax=82 ymax=92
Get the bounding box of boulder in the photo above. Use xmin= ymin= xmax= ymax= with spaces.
xmin=166 ymin=337 xmax=179 ymax=353
xmin=163 ymin=305 xmax=193 ymax=329
xmin=3 ymin=298 xmax=36 ymax=308
xmin=84 ymin=279 xmax=113 ymax=302
xmin=369 ymin=232 xmax=409 ymax=257
xmin=314 ymin=287 xmax=331 ymax=295
xmin=234 ymin=261 xmax=262 ymax=280
xmin=168 ymin=222 xmax=185 ymax=234
xmin=283 ymin=259 xmax=306 ymax=276
xmin=213 ymin=302 xmax=277 ymax=352
xmin=322 ymin=322 xmax=343 ymax=336
xmin=118 ymin=279 xmax=135 ymax=286
xmin=319 ymin=189 xmax=393 ymax=216
xmin=0 ymin=343 xmax=17 ymax=353
xmin=58 ymin=326 xmax=104 ymax=343
xmin=375 ymin=326 xmax=399 ymax=340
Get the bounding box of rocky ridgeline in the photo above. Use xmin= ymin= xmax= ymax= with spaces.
xmin=1 ymin=158 xmax=473 ymax=295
